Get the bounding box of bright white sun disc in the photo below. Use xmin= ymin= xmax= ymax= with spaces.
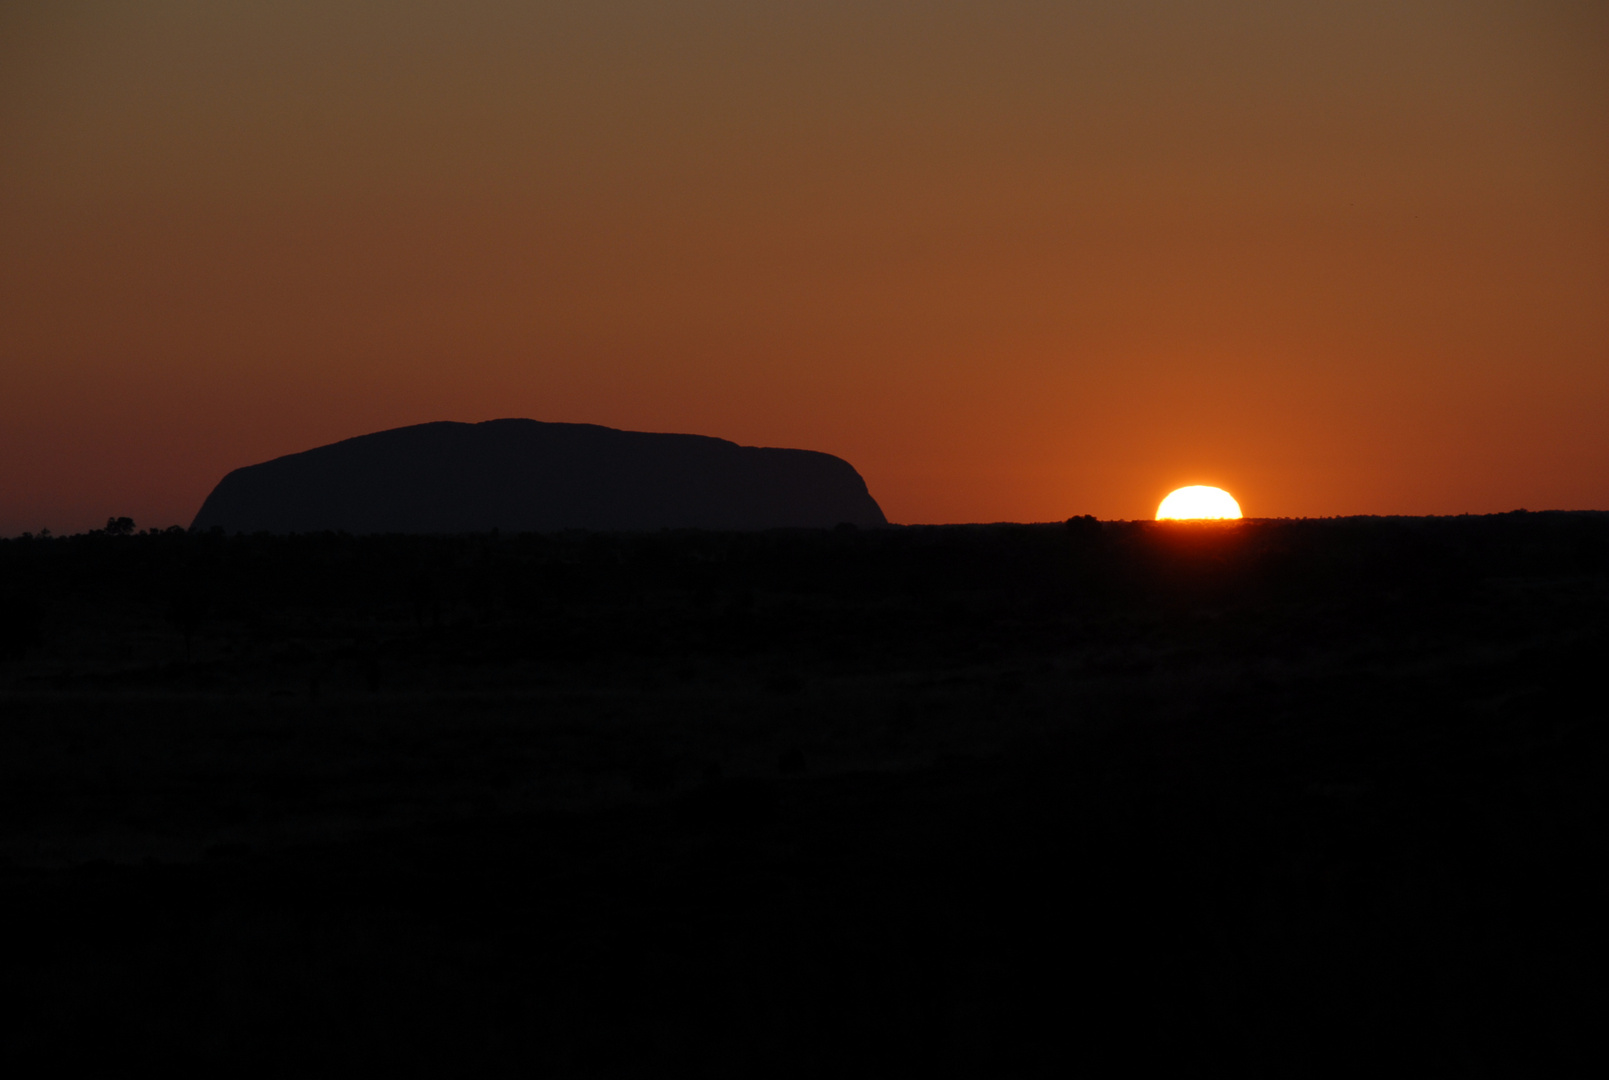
xmin=1156 ymin=486 xmax=1242 ymax=521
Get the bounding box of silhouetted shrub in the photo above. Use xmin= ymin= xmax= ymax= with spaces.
xmin=164 ymin=585 xmax=207 ymax=661
xmin=0 ymin=590 xmax=44 ymax=660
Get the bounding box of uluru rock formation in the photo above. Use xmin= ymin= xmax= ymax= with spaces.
xmin=190 ymin=419 xmax=887 ymax=534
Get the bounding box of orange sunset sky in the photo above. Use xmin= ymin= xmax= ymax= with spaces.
xmin=2 ymin=1 xmax=1605 ymax=533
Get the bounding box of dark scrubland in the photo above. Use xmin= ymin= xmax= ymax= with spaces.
xmin=0 ymin=513 xmax=1602 ymax=1076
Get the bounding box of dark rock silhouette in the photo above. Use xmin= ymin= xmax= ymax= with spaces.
xmin=190 ymin=419 xmax=887 ymax=534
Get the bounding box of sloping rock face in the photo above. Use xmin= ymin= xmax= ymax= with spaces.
xmin=190 ymin=419 xmax=887 ymax=534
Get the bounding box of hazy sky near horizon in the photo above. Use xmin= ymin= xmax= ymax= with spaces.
xmin=2 ymin=1 xmax=1605 ymax=531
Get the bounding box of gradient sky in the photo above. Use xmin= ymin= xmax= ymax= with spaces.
xmin=2 ymin=1 xmax=1605 ymax=532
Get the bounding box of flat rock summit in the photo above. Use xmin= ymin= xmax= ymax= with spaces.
xmin=190 ymin=419 xmax=887 ymax=534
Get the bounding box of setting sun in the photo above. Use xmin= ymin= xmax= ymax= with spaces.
xmin=1157 ymin=486 xmax=1243 ymax=521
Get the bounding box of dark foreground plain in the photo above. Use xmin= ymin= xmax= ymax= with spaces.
xmin=1 ymin=514 xmax=1602 ymax=1076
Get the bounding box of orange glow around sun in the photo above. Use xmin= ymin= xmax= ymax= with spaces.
xmin=1157 ymin=486 xmax=1243 ymax=520
xmin=1 ymin=5 xmax=1606 ymax=535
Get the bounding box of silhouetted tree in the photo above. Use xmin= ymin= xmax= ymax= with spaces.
xmin=1064 ymin=514 xmax=1100 ymax=538
xmin=104 ymin=516 xmax=135 ymax=536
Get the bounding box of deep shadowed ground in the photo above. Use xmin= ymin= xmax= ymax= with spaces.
xmin=0 ymin=514 xmax=1602 ymax=1075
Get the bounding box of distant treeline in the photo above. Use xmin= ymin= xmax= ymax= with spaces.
xmin=3 ymin=512 xmax=1605 ymax=667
